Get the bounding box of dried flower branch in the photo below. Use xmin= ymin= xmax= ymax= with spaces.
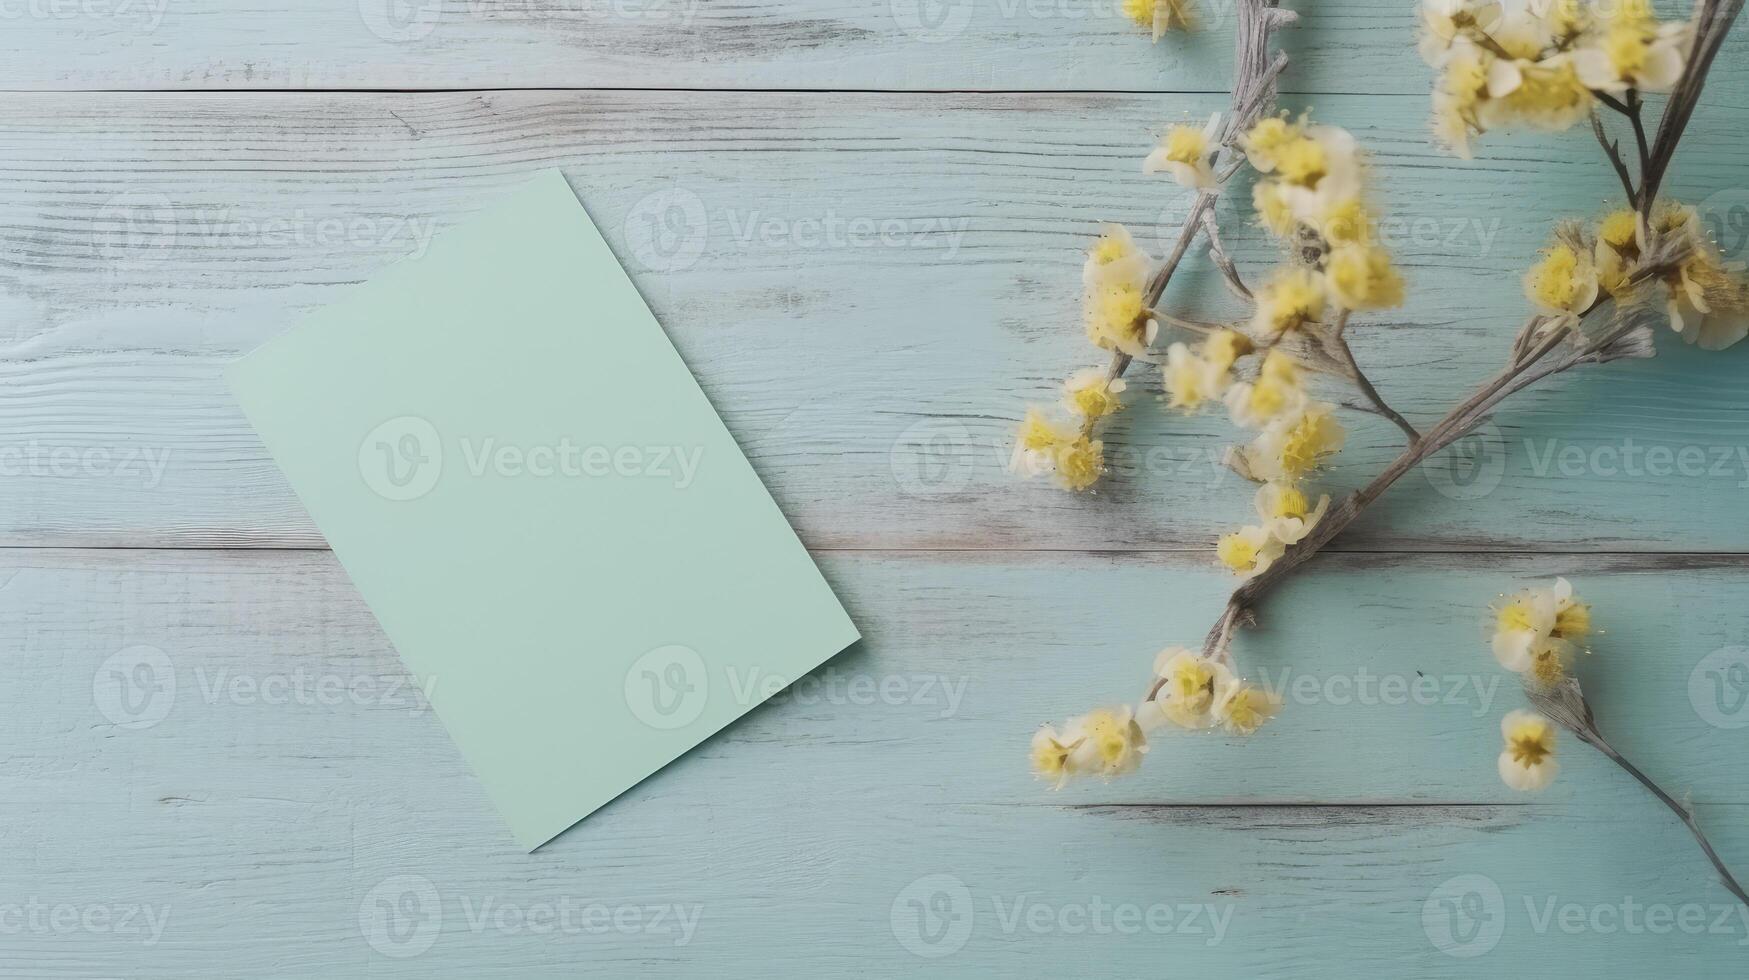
xmin=1019 ymin=0 xmax=1749 ymax=902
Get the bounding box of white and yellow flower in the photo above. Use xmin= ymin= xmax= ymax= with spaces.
xmin=1491 ymin=577 xmax=1590 ymax=673
xmin=1147 ymin=648 xmax=1234 ymax=730
xmin=1251 ymin=267 xmax=1327 ymax=336
xmin=1029 ymin=724 xmax=1081 ymax=788
xmin=1523 ymin=240 xmax=1600 ymax=317
xmin=1418 ymin=0 xmax=1503 ymax=67
xmin=1062 ymin=369 xmax=1127 ymax=419
xmin=1325 ymin=243 xmax=1405 ymax=311
xmin=1498 ymin=709 xmax=1559 ymax=791
xmin=1010 ymin=407 xmax=1067 ymax=477
xmin=1254 ymin=481 xmax=1330 ymax=546
xmin=1247 ymin=402 xmax=1347 ymax=481
xmin=1216 ymin=524 xmax=1286 ymax=579
xmin=1145 ymin=113 xmax=1222 ymax=190
xmin=1083 ymin=224 xmax=1159 ymax=356
xmin=1053 ymin=436 xmax=1104 ymax=492
xmin=1226 ymin=349 xmax=1307 ymax=429
xmin=1212 ymin=676 xmax=1282 ymax=735
xmin=1645 ymin=203 xmax=1749 ymax=351
xmin=1063 ymin=706 xmax=1149 ymax=778
xmin=1572 ymin=1 xmax=1689 ymax=94
xmin=1163 ymin=341 xmax=1233 ymax=413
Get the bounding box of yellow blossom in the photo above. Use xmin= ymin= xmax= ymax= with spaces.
xmin=1064 ymin=706 xmax=1148 ymax=778
xmin=1213 ymin=679 xmax=1282 ymax=735
xmin=1498 ymin=709 xmax=1558 ymax=791
xmin=1202 ymin=328 xmax=1253 ymax=370
xmin=1325 ymin=244 xmax=1405 ymax=311
xmin=1030 ymin=725 xmax=1080 ymax=788
xmin=1254 ymin=481 xmax=1330 ymax=546
xmin=1084 ymin=283 xmax=1156 ymax=355
xmin=1273 ymin=137 xmax=1329 ymax=188
xmin=1148 ymin=647 xmax=1234 ymax=730
xmin=1163 ymin=341 xmax=1231 ymax=413
xmin=1253 ymin=181 xmax=1296 ymax=238
xmin=1251 ymin=267 xmax=1327 ymax=335
xmin=1053 ymin=436 xmax=1104 ymax=491
xmin=1225 ymin=349 xmax=1307 ymax=429
xmin=1216 ymin=524 xmax=1285 ymax=579
xmin=1144 ymin=114 xmax=1221 ymax=190
xmin=1010 ymin=407 xmax=1068 ymax=477
xmin=1248 ymin=402 xmax=1346 ymax=481
xmin=1240 ymin=115 xmax=1302 ymax=173
xmin=1573 ymin=1 xmax=1687 ymax=93
xmin=1122 ymin=0 xmax=1195 ymax=41
xmin=1062 ymin=368 xmax=1127 ymax=419
xmin=1523 ymin=241 xmax=1599 ymax=316
xmin=1491 ymin=577 xmax=1588 ymax=673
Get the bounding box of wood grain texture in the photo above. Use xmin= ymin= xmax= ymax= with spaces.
xmin=2 ymin=89 xmax=1749 ymax=551
xmin=5 ymin=547 xmax=1749 ymax=974
xmin=2 ymin=0 xmax=1740 ymax=94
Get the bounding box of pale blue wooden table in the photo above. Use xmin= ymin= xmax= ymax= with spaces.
xmin=4 ymin=2 xmax=1749 ymax=975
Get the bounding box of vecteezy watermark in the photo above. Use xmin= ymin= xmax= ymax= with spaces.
xmin=1690 ymin=646 xmax=1749 ymax=729
xmin=0 ymin=441 xmax=172 ymax=488
xmin=1253 ymin=666 xmax=1500 ymax=717
xmin=1700 ymin=187 xmax=1749 ymax=263
xmin=621 ymin=186 xmax=971 ymax=273
xmin=1423 ymin=873 xmax=1749 ymax=957
xmin=0 ymin=898 xmax=170 ymax=946
xmin=92 ymin=644 xmax=436 ymax=730
xmin=888 ymin=419 xmax=1253 ymax=497
xmin=890 ymin=0 xmax=1245 ymax=44
xmin=357 ymin=875 xmax=702 ymax=958
xmin=356 ymin=416 xmax=705 ymax=502
xmin=92 ymin=194 xmax=438 ymax=264
xmin=889 ymin=874 xmax=1231 ymax=958
xmin=358 ymin=0 xmax=700 ymax=42
xmin=1154 ymin=205 xmax=1503 ymax=258
xmin=0 ymin=0 xmax=167 ymax=30
xmin=1424 ymin=425 xmax=1749 ymax=500
xmin=623 ymin=645 xmax=970 ymax=730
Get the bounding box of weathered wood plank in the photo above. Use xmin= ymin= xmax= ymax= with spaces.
xmin=5 ymin=547 xmax=1749 ymax=974
xmin=10 ymin=0 xmax=1744 ymax=95
xmin=1 ymin=91 xmax=1747 ymax=551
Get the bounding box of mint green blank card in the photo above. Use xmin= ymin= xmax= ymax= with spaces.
xmin=227 ymin=170 xmax=860 ymax=850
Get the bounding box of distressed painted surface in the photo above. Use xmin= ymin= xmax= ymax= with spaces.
xmin=5 ymin=549 xmax=1749 ymax=974
xmin=1 ymin=92 xmax=1749 ymax=549
xmin=2 ymin=0 xmax=1744 ymax=93
xmin=7 ymin=3 xmax=1749 ymax=976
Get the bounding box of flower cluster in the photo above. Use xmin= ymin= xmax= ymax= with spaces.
xmin=1030 ymin=648 xmax=1280 ymax=787
xmin=1524 ymin=202 xmax=1749 ymax=348
xmin=1492 ymin=576 xmax=1592 ymax=687
xmin=1485 ymin=577 xmax=1588 ymax=792
xmin=1030 ymin=705 xmax=1149 ymax=786
xmin=1419 ymin=0 xmax=1691 ymax=157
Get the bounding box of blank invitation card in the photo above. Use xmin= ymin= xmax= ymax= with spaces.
xmin=228 ymin=170 xmax=860 ymax=850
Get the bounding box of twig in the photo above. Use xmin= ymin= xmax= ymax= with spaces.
xmin=1328 ymin=312 xmax=1420 ymax=443
xmin=1528 ymin=677 xmax=1749 ymax=906
xmin=1201 ymin=208 xmax=1253 ymax=299
xmin=1589 ymin=111 xmax=1638 ymax=206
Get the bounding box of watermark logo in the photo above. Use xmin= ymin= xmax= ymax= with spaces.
xmin=890 ymin=0 xmax=974 ymax=42
xmin=1700 ymin=187 xmax=1749 ymax=263
xmin=1423 ymin=874 xmax=1506 ymax=958
xmin=624 ymin=645 xmax=710 ymax=729
xmin=0 ymin=0 xmax=169 ymax=31
xmin=92 ymin=644 xmax=176 ymax=729
xmin=891 ymin=419 xmax=976 ymax=496
xmin=890 ymin=874 xmax=975 ymax=958
xmin=360 ymin=875 xmax=443 ymax=958
xmin=0 ymin=899 xmax=170 ymax=945
xmin=359 ymin=416 xmax=444 ymax=502
xmin=1423 ymin=420 xmax=1506 ymax=500
xmin=93 ymin=191 xmax=175 ymax=262
xmin=359 ymin=0 xmax=443 ymax=41
xmin=625 ymin=187 xmax=709 ymax=273
xmin=1690 ymin=646 xmax=1749 ymax=729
